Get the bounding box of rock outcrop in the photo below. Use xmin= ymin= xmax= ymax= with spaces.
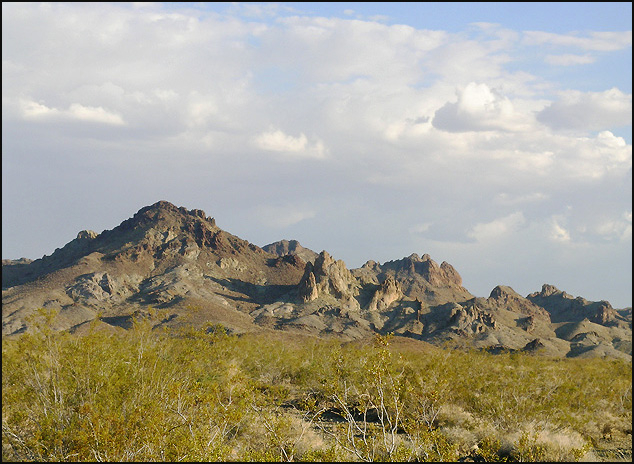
xmin=263 ymin=239 xmax=319 ymax=264
xmin=528 ymin=284 xmax=629 ymax=328
xmin=488 ymin=285 xmax=551 ymax=321
xmin=367 ymin=276 xmax=402 ymax=311
xmin=76 ymin=230 xmax=98 ymax=240
xmin=297 ymin=251 xmax=360 ymax=310
xmin=2 ymin=201 xmax=630 ymax=360
xmin=446 ymin=303 xmax=497 ymax=334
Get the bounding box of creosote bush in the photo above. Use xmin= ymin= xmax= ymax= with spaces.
xmin=2 ymin=309 xmax=631 ymax=461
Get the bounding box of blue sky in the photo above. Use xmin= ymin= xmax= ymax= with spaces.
xmin=2 ymin=2 xmax=632 ymax=307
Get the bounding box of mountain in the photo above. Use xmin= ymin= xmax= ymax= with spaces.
xmin=262 ymin=239 xmax=319 ymax=264
xmin=2 ymin=201 xmax=631 ymax=359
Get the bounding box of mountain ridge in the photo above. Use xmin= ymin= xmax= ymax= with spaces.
xmin=3 ymin=200 xmax=631 ymax=359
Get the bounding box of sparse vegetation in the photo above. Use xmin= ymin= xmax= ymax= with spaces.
xmin=2 ymin=309 xmax=631 ymax=461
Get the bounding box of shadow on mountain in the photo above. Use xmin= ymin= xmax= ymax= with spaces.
xmin=204 ymin=276 xmax=296 ymax=304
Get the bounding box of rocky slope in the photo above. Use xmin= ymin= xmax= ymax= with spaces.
xmin=262 ymin=239 xmax=318 ymax=264
xmin=2 ymin=201 xmax=631 ymax=359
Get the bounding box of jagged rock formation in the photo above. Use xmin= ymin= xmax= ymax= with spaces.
xmin=527 ymin=284 xmax=628 ymax=328
xmin=297 ymin=251 xmax=360 ymax=311
xmin=2 ymin=201 xmax=631 ymax=359
xmin=488 ymin=285 xmax=551 ymax=321
xmin=2 ymin=201 xmax=305 ymax=335
xmin=367 ymin=276 xmax=402 ymax=312
xmin=263 ymin=239 xmax=319 ymax=264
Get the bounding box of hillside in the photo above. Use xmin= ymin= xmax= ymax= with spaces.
xmin=2 ymin=200 xmax=631 ymax=359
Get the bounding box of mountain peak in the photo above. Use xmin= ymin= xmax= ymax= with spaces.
xmin=489 ymin=285 xmax=521 ymax=300
xmin=118 ymin=201 xmax=216 ymax=232
xmin=262 ymin=239 xmax=318 ymax=263
xmin=76 ymin=230 xmax=98 ymax=240
xmin=532 ymin=283 xmax=566 ymax=298
xmin=2 ymin=200 xmax=630 ymax=360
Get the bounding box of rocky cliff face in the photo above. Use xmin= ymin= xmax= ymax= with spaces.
xmin=2 ymin=201 xmax=631 ymax=359
xmin=263 ymin=239 xmax=318 ymax=264
xmin=527 ymin=284 xmax=628 ymax=328
xmin=367 ymin=276 xmax=402 ymax=312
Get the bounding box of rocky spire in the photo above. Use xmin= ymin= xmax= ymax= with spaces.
xmin=367 ymin=275 xmax=403 ymax=311
xmin=297 ymin=251 xmax=359 ymax=309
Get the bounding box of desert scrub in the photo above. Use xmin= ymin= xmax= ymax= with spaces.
xmin=2 ymin=310 xmax=631 ymax=461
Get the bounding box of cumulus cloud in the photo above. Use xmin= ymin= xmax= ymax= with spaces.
xmin=20 ymin=99 xmax=125 ymax=125
xmin=467 ymin=212 xmax=526 ymax=242
xmin=551 ymin=226 xmax=571 ymax=243
xmin=260 ymin=16 xmax=447 ymax=86
xmin=549 ymin=218 xmax=571 ymax=243
xmin=432 ymin=82 xmax=533 ymax=132
xmin=555 ymin=131 xmax=632 ymax=179
xmin=67 ymin=104 xmax=125 ymax=125
xmin=254 ymin=129 xmax=328 ymax=159
xmin=2 ymin=2 xmax=631 ymax=307
xmin=537 ymin=88 xmax=632 ymax=131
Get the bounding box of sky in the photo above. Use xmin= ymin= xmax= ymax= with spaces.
xmin=2 ymin=2 xmax=632 ymax=308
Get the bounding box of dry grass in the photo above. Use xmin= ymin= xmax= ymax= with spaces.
xmin=2 ymin=311 xmax=631 ymax=461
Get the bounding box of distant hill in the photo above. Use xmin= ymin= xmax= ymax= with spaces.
xmin=3 ymin=200 xmax=631 ymax=359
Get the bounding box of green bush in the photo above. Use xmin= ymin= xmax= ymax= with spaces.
xmin=2 ymin=310 xmax=631 ymax=461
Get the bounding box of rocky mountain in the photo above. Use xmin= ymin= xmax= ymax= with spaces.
xmin=262 ymin=239 xmax=319 ymax=264
xmin=2 ymin=201 xmax=631 ymax=359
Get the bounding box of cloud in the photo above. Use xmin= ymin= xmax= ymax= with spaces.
xmin=67 ymin=104 xmax=125 ymax=125
xmin=432 ymin=82 xmax=533 ymax=132
xmin=549 ymin=217 xmax=571 ymax=242
xmin=590 ymin=211 xmax=633 ymax=242
xmin=254 ymin=129 xmax=328 ymax=159
xmin=494 ymin=192 xmax=549 ymax=205
xmin=408 ymin=222 xmax=432 ymax=235
xmin=537 ymin=88 xmax=632 ymax=131
xmin=20 ymin=99 xmax=125 ymax=125
xmin=544 ymin=54 xmax=595 ymax=66
xmin=467 ymin=212 xmax=526 ymax=242
xmin=20 ymin=100 xmax=60 ymax=119
xmin=556 ymin=131 xmax=632 ymax=180
xmin=261 ymin=16 xmax=447 ymax=86
xmin=1 ymin=2 xmax=631 ymax=307
xmin=523 ymin=30 xmax=632 ymax=51
xmin=255 ymin=204 xmax=317 ymax=228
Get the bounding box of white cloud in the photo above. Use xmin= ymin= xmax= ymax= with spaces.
xmin=67 ymin=103 xmax=125 ymax=125
xmin=523 ymin=30 xmax=632 ymax=51
xmin=263 ymin=16 xmax=447 ymax=86
xmin=467 ymin=212 xmax=526 ymax=242
xmin=1 ymin=2 xmax=631 ymax=307
xmin=593 ymin=211 xmax=633 ymax=241
xmin=256 ymin=129 xmax=308 ymax=152
xmin=549 ymin=217 xmax=571 ymax=243
xmin=432 ymin=82 xmax=533 ymax=132
xmin=494 ymin=192 xmax=549 ymax=205
xmin=254 ymin=129 xmax=327 ymax=159
xmin=537 ymin=88 xmax=632 ymax=131
xmin=560 ymin=131 xmax=632 ymax=179
xmin=20 ymin=100 xmax=60 ymax=119
xmin=544 ymin=54 xmax=595 ymax=66
xmin=20 ymin=99 xmax=124 ymax=125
